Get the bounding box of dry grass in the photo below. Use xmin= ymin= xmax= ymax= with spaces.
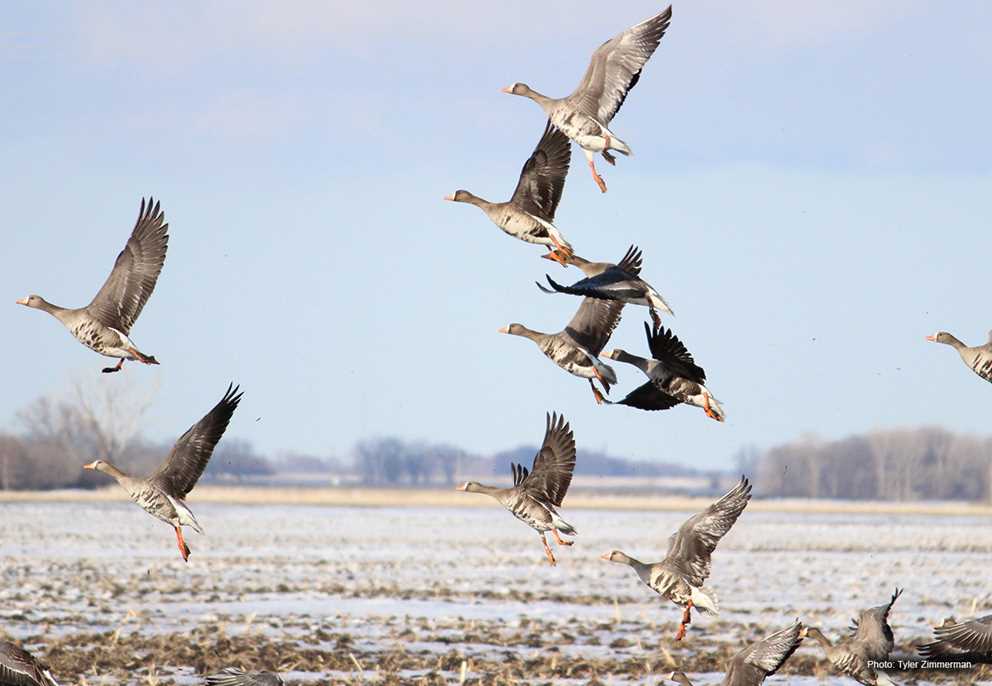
xmin=2 ymin=485 xmax=991 ymax=516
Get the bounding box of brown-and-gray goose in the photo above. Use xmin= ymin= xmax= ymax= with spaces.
xmin=502 ymin=6 xmax=672 ymax=193
xmin=536 ymin=245 xmax=673 ymax=327
xmin=498 ymin=296 xmax=623 ymax=404
xmin=806 ymin=588 xmax=903 ymax=686
xmin=927 ymin=331 xmax=992 ymax=384
xmin=16 ymin=197 xmax=168 ymax=373
xmin=445 ymin=121 xmax=573 ymax=263
xmin=0 ymin=641 xmax=59 ymax=686
xmin=601 ymin=477 xmax=752 ymax=640
xmin=919 ymin=614 xmax=992 ymax=664
xmin=204 ymin=668 xmax=284 ymax=686
xmin=603 ymin=323 xmax=724 ymax=421
xmin=664 ymin=620 xmax=806 ymax=686
xmin=457 ymin=413 xmax=576 ymax=565
xmin=83 ymin=383 xmax=243 ymax=562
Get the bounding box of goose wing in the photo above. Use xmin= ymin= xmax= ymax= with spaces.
xmin=662 ymin=476 xmax=752 ymax=586
xmin=727 ymin=621 xmax=805 ymax=681
xmin=509 ymin=120 xmax=571 ymax=222
xmin=615 ymin=381 xmax=680 ymax=411
xmin=849 ymin=588 xmax=902 ymax=660
xmin=517 ymin=412 xmax=576 ymax=507
xmin=646 ymin=324 xmax=706 ymax=382
xmin=150 ymin=384 xmax=243 ymax=498
xmin=615 ymin=245 xmax=643 ymax=277
xmin=563 ymin=297 xmax=624 ymax=356
xmin=204 ymin=669 xmax=283 ymax=686
xmin=85 ymin=197 xmax=169 ymax=334
xmin=919 ymin=615 xmax=992 ymax=656
xmin=0 ymin=642 xmax=52 ymax=686
xmin=566 ymin=6 xmax=672 ymax=125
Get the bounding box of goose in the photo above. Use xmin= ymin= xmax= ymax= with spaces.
xmin=536 ymin=245 xmax=673 ymax=328
xmin=926 ymin=331 xmax=992 ymax=384
xmin=0 ymin=641 xmax=59 ymax=686
xmin=601 ymin=476 xmax=752 ymax=640
xmin=498 ymin=296 xmax=623 ymax=404
xmin=83 ymin=383 xmax=243 ymax=562
xmin=663 ymin=620 xmax=806 ymax=686
xmin=445 ymin=121 xmax=573 ymax=263
xmin=603 ymin=322 xmax=724 ymax=421
xmin=918 ymin=614 xmax=992 ymax=663
xmin=204 ymin=668 xmax=284 ymax=686
xmin=16 ymin=197 xmax=168 ymax=373
xmin=806 ymin=588 xmax=903 ymax=686
xmin=457 ymin=412 xmax=576 ymax=565
xmin=502 ymin=6 xmax=672 ymax=193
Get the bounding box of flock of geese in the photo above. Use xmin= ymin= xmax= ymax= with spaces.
xmin=4 ymin=4 xmax=991 ymax=686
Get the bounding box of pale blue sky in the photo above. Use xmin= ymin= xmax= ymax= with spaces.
xmin=1 ymin=1 xmax=989 ymax=468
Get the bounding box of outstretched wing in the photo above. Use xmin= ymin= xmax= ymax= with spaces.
xmin=518 ymin=412 xmax=576 ymax=507
xmin=0 ymin=642 xmax=49 ymax=686
xmin=150 ymin=384 xmax=243 ymax=498
xmin=567 ymin=6 xmax=672 ymax=125
xmin=615 ymin=245 xmax=643 ymax=277
xmin=563 ymin=297 xmax=624 ymax=355
xmin=615 ymin=381 xmax=680 ymax=411
xmin=86 ymin=197 xmax=169 ymax=334
xmin=509 ymin=121 xmax=571 ymax=222
xmin=919 ymin=615 xmax=992 ymax=657
xmin=849 ymin=588 xmax=902 ymax=659
xmin=204 ymin=669 xmax=284 ymax=686
xmin=730 ymin=621 xmax=805 ymax=677
xmin=646 ymin=324 xmax=706 ymax=382
xmin=663 ymin=476 xmax=752 ymax=586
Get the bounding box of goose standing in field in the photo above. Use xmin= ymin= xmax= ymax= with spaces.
xmin=83 ymin=383 xmax=243 ymax=562
xmin=456 ymin=412 xmax=577 ymax=565
xmin=204 ymin=668 xmax=284 ymax=686
xmin=498 ymin=296 xmax=623 ymax=404
xmin=601 ymin=476 xmax=752 ymax=640
xmin=502 ymin=6 xmax=672 ymax=193
xmin=0 ymin=641 xmax=59 ymax=686
xmin=603 ymin=322 xmax=724 ymax=421
xmin=445 ymin=121 xmax=573 ymax=263
xmin=663 ymin=620 xmax=806 ymax=686
xmin=536 ymin=245 xmax=673 ymax=328
xmin=806 ymin=588 xmax=903 ymax=686
xmin=926 ymin=330 xmax=992 ymax=384
xmin=16 ymin=197 xmax=168 ymax=373
xmin=918 ymin=615 xmax=992 ymax=663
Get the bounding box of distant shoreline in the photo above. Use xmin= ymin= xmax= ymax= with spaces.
xmin=1 ymin=486 xmax=990 ymax=516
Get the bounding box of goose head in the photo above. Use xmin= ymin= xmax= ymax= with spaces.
xmin=456 ymin=481 xmax=479 ymax=492
xmin=83 ymin=459 xmax=106 ymax=472
xmin=600 ymin=550 xmax=636 ymax=565
xmin=15 ymin=294 xmax=45 ymax=308
xmin=501 ymin=82 xmax=534 ymax=97
xmin=926 ymin=331 xmax=951 ymax=343
xmin=444 ymin=190 xmax=478 ymax=203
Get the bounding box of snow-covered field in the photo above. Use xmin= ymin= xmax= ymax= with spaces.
xmin=1 ymin=501 xmax=989 ymax=684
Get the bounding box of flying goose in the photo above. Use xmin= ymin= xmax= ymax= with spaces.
xmin=498 ymin=296 xmax=623 ymax=404
xmin=664 ymin=620 xmax=806 ymax=686
xmin=457 ymin=412 xmax=577 ymax=565
xmin=446 ymin=121 xmax=573 ymax=263
xmin=83 ymin=383 xmax=243 ymax=562
xmin=536 ymin=245 xmax=673 ymax=328
xmin=0 ymin=641 xmax=59 ymax=686
xmin=926 ymin=331 xmax=992 ymax=384
xmin=601 ymin=477 xmax=752 ymax=640
xmin=603 ymin=323 xmax=724 ymax=421
xmin=204 ymin=668 xmax=284 ymax=686
xmin=806 ymin=588 xmax=903 ymax=686
xmin=16 ymin=197 xmax=168 ymax=373
xmin=502 ymin=6 xmax=672 ymax=193
xmin=918 ymin=614 xmax=992 ymax=663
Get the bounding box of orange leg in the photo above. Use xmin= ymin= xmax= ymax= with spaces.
xmin=589 ymin=380 xmax=606 ymax=405
xmin=703 ymin=395 xmax=721 ymax=422
xmin=548 ymin=235 xmax=573 ymax=259
xmin=650 ymin=308 xmax=662 ymax=330
xmin=174 ymin=526 xmax=191 ymax=562
xmin=127 ymin=347 xmax=160 ymax=366
xmin=588 ymin=159 xmax=608 ymax=193
xmin=540 ymin=535 xmax=557 ymax=566
xmin=552 ymin=529 xmax=573 ymax=547
xmin=675 ymin=601 xmax=693 ymax=640
xmin=101 ymin=358 xmax=125 ymax=374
